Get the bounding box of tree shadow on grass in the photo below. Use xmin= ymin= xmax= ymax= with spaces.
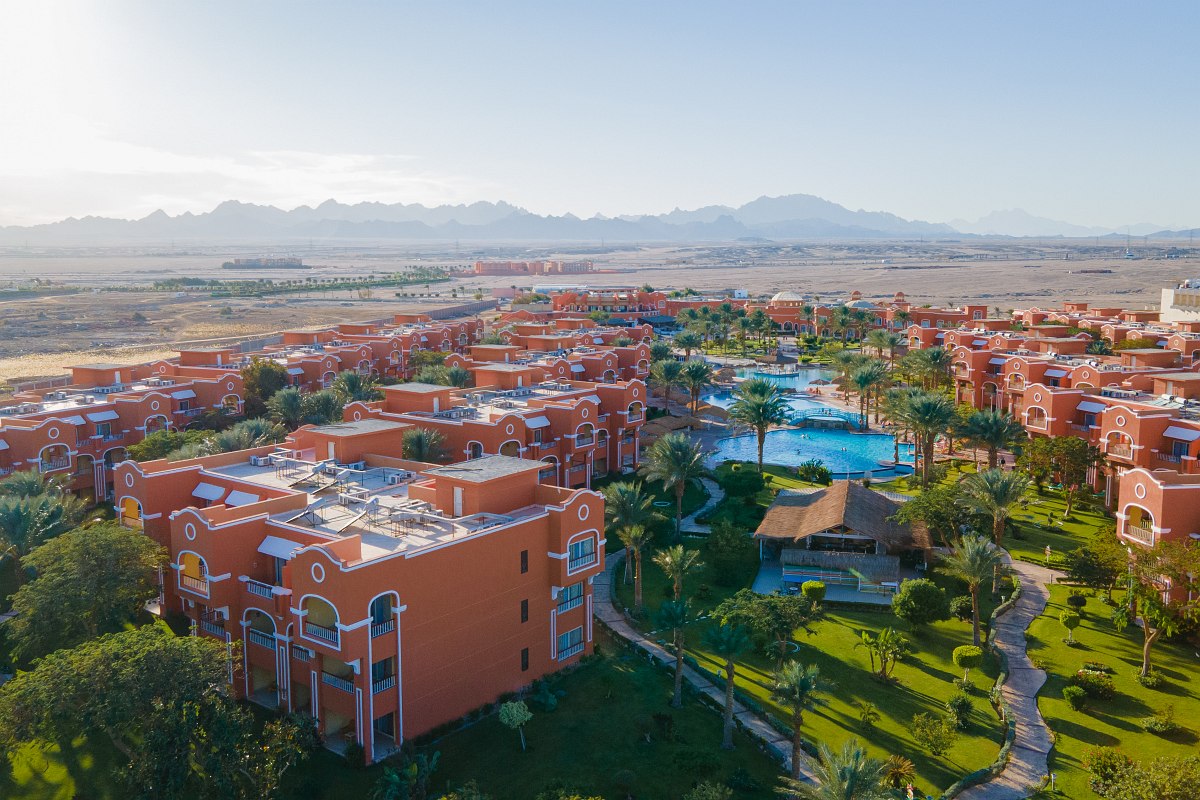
xmin=1051 ymin=717 xmax=1120 ymax=748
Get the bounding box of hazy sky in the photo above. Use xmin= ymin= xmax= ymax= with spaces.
xmin=1 ymin=1 xmax=1197 ymax=228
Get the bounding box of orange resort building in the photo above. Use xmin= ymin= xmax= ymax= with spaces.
xmin=117 ymin=438 xmax=604 ymax=763
xmin=748 ymin=290 xmax=991 ymax=338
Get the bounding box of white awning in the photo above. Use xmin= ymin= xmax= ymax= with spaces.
xmin=257 ymin=535 xmax=302 ymax=560
xmin=989 ymin=357 xmax=1006 ymax=365
xmin=0 ymin=439 xmax=8 ymax=451
xmin=224 ymin=490 xmax=260 ymax=507
xmin=526 ymin=415 xmax=551 ymax=429
xmin=287 ymin=367 xmax=305 ymax=375
xmin=60 ymin=414 xmax=87 ymax=426
xmin=1077 ymin=401 xmax=1106 ymax=413
xmin=570 ymin=364 xmax=586 ymax=372
xmin=592 ymin=337 xmax=604 ymax=344
xmin=86 ymin=410 xmax=119 ymax=422
xmin=192 ymin=482 xmax=225 ymax=501
xmin=583 ymin=394 xmax=601 ymax=404
xmin=973 ymin=339 xmax=988 ymax=346
xmin=171 ymin=389 xmax=197 ymax=400
xmin=1163 ymin=425 xmax=1200 ymax=442
xmin=1044 ymin=369 xmax=1068 ymax=377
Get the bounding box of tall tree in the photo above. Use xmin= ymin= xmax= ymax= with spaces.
xmin=704 ymin=622 xmax=752 ymax=750
xmin=1051 ymin=436 xmax=1105 ymax=515
xmin=895 ymin=391 xmax=956 ymax=486
xmin=0 ymin=489 xmax=85 ymax=579
xmin=657 ymin=599 xmax=691 ymax=708
xmin=619 ymin=525 xmax=653 ymax=610
xmin=679 ymin=360 xmax=715 ymax=415
xmin=714 ymin=588 xmax=818 ymax=669
xmin=960 ymin=410 xmax=1026 ymax=469
xmin=639 ymin=432 xmax=706 ymax=539
xmin=772 ymin=661 xmax=826 ymax=783
xmin=941 ymin=535 xmax=1004 ymax=646
xmin=728 ymin=378 xmax=791 ymax=472
xmin=1064 ymin=525 xmax=1127 ymax=600
xmin=331 ymin=370 xmax=384 ymax=403
xmin=1112 ymin=540 xmax=1200 ymax=677
xmin=7 ymin=523 xmax=164 ymax=663
xmin=402 ymin=428 xmax=448 ymax=462
xmin=864 ymin=329 xmax=903 ymax=366
xmin=674 ymin=330 xmax=703 ymax=361
xmin=650 ymin=359 xmax=684 ymax=411
xmin=266 ymin=387 xmax=307 ymax=430
xmin=601 ymin=481 xmax=655 ymax=583
xmin=300 ymin=389 xmax=345 ymax=425
xmin=957 ymin=468 xmax=1030 ymax=593
xmin=240 ymin=357 xmax=290 ymax=418
xmin=653 ymin=545 xmax=704 ymax=602
xmin=778 ymin=739 xmax=890 ymax=800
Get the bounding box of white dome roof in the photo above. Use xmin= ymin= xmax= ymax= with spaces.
xmin=771 ymin=291 xmax=806 ymax=303
xmin=847 ymin=299 xmax=876 ymax=309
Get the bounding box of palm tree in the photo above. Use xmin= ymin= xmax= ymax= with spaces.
xmin=679 ymin=360 xmax=715 ymax=415
xmin=206 ymin=418 xmax=286 ymax=453
xmin=961 ymin=410 xmax=1026 ymax=469
xmin=942 ymin=534 xmax=1004 ymax=645
xmin=728 ymin=378 xmax=791 ymax=472
xmin=331 ymin=370 xmax=383 ymax=403
xmin=445 ymin=365 xmax=473 ymax=388
xmin=639 ymin=432 xmax=706 ymax=539
xmin=772 ymin=662 xmax=826 ymax=782
xmin=619 ymin=525 xmax=653 ymax=610
xmin=401 ymin=427 xmax=448 ymax=462
xmin=864 ymin=329 xmax=903 ymax=366
xmin=778 ymin=739 xmax=889 ymax=800
xmin=958 ymin=469 xmax=1030 ymax=594
xmin=881 ymin=755 xmax=917 ymax=791
xmin=674 ymin=330 xmax=703 ymax=361
xmin=266 ymin=387 xmax=306 ymax=430
xmin=923 ymin=346 xmax=954 ymax=389
xmin=849 ymin=361 xmax=887 ymax=429
xmin=657 ymin=599 xmax=691 ymax=708
xmin=0 ymin=492 xmax=85 ymax=576
xmin=896 ymin=391 xmax=956 ymax=486
xmin=650 ymin=359 xmax=684 ymax=411
xmin=653 ymin=544 xmax=703 ymax=601
xmin=704 ymin=622 xmax=752 ymax=750
xmin=301 ymin=389 xmax=344 ymax=425
xmin=0 ymin=471 xmax=66 ymax=498
xmin=602 ymin=481 xmax=655 ymax=581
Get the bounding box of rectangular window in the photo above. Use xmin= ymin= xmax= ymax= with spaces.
xmin=520 ymin=599 xmax=529 ymax=623
xmin=568 ymin=537 xmax=597 ymax=571
xmin=521 ymin=647 xmax=529 ymax=671
xmin=556 ymin=626 xmax=584 ymax=659
xmin=557 ymin=582 xmax=584 ymax=613
xmin=95 ymin=422 xmax=111 ymax=438
xmin=520 ymin=549 xmax=529 ymax=574
xmin=371 ymin=657 xmax=395 ymax=682
xmin=1172 ymin=439 xmax=1189 ymax=458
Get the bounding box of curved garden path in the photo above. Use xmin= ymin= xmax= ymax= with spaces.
xmin=679 ymin=477 xmax=724 ymax=534
xmin=957 ymin=556 xmax=1055 ymax=800
xmin=593 ymin=549 xmax=818 ymax=785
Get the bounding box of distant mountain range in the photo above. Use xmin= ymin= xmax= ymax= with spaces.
xmin=0 ymin=195 xmax=1189 ymax=243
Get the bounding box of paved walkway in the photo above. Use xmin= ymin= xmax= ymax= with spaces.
xmin=679 ymin=477 xmax=724 ymax=534
xmin=958 ymin=557 xmax=1055 ymax=800
xmin=594 ymin=549 xmax=817 ymax=785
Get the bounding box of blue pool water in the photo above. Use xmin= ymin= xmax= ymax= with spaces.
xmin=706 ymin=366 xmax=914 ymax=476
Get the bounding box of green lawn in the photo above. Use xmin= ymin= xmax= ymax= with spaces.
xmin=701 ymin=463 xmax=828 ymax=531
xmin=592 ymin=473 xmax=710 ymax=549
xmin=1029 ymin=585 xmax=1200 ymax=799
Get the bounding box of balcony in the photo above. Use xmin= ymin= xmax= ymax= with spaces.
xmin=372 ymin=675 xmax=397 ymax=694
xmin=321 ymin=672 xmax=354 ymax=693
xmin=1156 ymin=452 xmax=1183 ymax=464
xmin=568 ymin=553 xmax=597 ymax=572
xmin=575 ymin=436 xmax=594 ymax=447
xmin=39 ymin=459 xmax=70 ymax=473
xmin=1107 ymin=444 xmax=1133 ymax=460
xmin=557 ymin=642 xmax=584 ymax=659
xmin=245 ymin=579 xmax=274 ymax=598
xmin=291 ymin=645 xmax=314 ymax=662
xmin=1123 ymin=524 xmax=1154 ymax=546
xmin=304 ymin=620 xmax=339 ymax=646
xmin=557 ymin=594 xmax=584 ymax=613
xmin=247 ymin=629 xmax=277 ymax=650
xmin=180 ymin=574 xmax=210 ymax=595
xmin=199 ymin=618 xmax=225 ymax=638
xmin=1068 ymin=423 xmax=1091 ymax=433
xmin=371 ymin=619 xmax=395 ymax=638
xmin=175 ymin=407 xmax=204 ymax=417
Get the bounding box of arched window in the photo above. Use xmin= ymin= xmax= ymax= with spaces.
xmin=222 ymin=394 xmax=241 ymax=411
xmin=499 ymin=440 xmax=521 ymax=458
xmin=38 ymin=444 xmax=70 ymax=473
xmin=321 ymin=371 xmax=336 ymax=388
xmin=627 ymin=402 xmax=643 ymax=422
xmin=119 ymin=496 xmax=142 ymax=529
xmin=301 ymin=596 xmax=340 ymax=646
xmin=467 ymin=441 xmax=484 ymax=460
xmin=575 ymin=424 xmax=594 ymax=446
xmin=179 ymin=551 xmax=209 ymax=595
xmin=145 ymin=414 xmax=169 ymax=434
xmin=1024 ymin=407 xmax=1048 ymax=429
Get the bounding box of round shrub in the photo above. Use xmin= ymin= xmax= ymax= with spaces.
xmin=945 ymin=691 xmax=974 ymax=729
xmin=1060 ymin=610 xmax=1082 ymax=644
xmin=1067 ymin=592 xmax=1088 ymax=612
xmin=1135 ymin=669 xmax=1164 ymax=689
xmin=891 ymin=578 xmax=951 ymax=628
xmin=952 ymin=645 xmax=984 ymax=682
xmin=1063 ymin=685 xmax=1087 ymax=711
xmin=950 ymin=595 xmax=974 ymax=622
xmin=801 ymin=580 xmax=826 ymax=604
xmin=1070 ymin=669 xmax=1117 ymax=700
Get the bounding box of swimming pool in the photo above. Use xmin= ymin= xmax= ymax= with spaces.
xmin=709 ymin=428 xmax=914 ymax=476
xmin=706 ymin=366 xmax=913 ymax=476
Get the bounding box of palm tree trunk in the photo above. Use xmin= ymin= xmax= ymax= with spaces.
xmin=721 ymin=662 xmax=736 ymax=750
xmin=672 ymin=630 xmax=685 ymax=708
xmin=992 ymin=516 xmax=1004 ymax=595
xmin=971 ymin=585 xmax=981 ymax=646
xmin=988 ymin=447 xmax=998 ymax=470
xmin=674 ymin=483 xmax=684 ymax=542
xmin=757 ymin=429 xmax=766 ymax=474
xmin=633 ymin=550 xmax=643 ymax=610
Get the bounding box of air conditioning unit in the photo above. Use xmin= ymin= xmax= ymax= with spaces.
xmin=249 ymin=455 xmax=272 ymax=467
xmin=386 ymin=473 xmax=405 ymax=485
xmin=82 ymin=396 xmax=96 ymax=404
xmin=346 ymin=461 xmax=366 ymax=471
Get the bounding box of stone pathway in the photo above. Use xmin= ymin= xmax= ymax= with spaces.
xmin=957 ymin=556 xmax=1055 ymax=800
xmin=679 ymin=477 xmax=724 ymax=534
xmin=593 ymin=549 xmax=817 ymax=785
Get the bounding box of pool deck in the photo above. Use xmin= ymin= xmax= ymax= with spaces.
xmin=752 ymin=558 xmax=908 ymax=606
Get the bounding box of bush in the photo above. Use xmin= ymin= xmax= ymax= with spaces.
xmin=726 ymin=768 xmax=760 ymax=792
xmin=1136 ymin=669 xmax=1165 ymax=689
xmin=911 ymin=712 xmax=958 ymax=756
xmin=1082 ymin=661 xmax=1112 ymax=674
xmin=950 ymin=595 xmax=974 ymax=622
xmin=720 ymin=467 xmax=765 ymax=501
xmin=683 ymin=782 xmax=733 ymax=800
xmin=1070 ymin=669 xmax=1117 ymax=700
xmin=1067 ymin=592 xmax=1088 ymax=612
xmin=952 ymin=645 xmax=984 ymax=683
xmin=1140 ymin=705 xmax=1179 ymax=735
xmin=1083 ymin=747 xmax=1134 ymax=796
xmin=1063 ymin=685 xmax=1087 ymax=711
xmin=945 ymin=691 xmax=974 ymax=729
xmin=891 ymin=578 xmax=951 ymax=629
xmin=800 ymin=580 xmax=826 ymax=604
xmin=796 ymin=458 xmax=832 ymax=485
xmin=343 ymin=740 xmax=365 ymax=768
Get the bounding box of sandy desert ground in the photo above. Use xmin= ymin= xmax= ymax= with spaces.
xmin=2 ymin=238 xmax=1196 ymax=383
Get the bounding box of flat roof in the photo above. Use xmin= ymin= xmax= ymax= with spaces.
xmin=425 ymin=455 xmax=545 ymax=483
xmin=71 ymin=362 xmax=126 ymax=370
xmin=1152 ymin=372 xmax=1200 ymax=380
xmin=308 ymin=419 xmax=408 ymax=437
xmin=475 ymin=363 xmax=537 ymax=372
xmin=384 ymin=382 xmax=451 ymax=394
xmin=471 ymin=344 xmax=520 ymax=350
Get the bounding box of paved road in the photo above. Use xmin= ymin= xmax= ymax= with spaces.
xmin=593 ymin=549 xmax=816 ymax=785
xmin=957 ymin=557 xmax=1055 ymax=800
xmin=679 ymin=477 xmax=724 ymax=534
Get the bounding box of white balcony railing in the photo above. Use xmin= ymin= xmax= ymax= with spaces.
xmin=304 ymin=621 xmax=339 ymax=645
xmin=321 ymin=672 xmax=354 ymax=693
xmin=557 ymin=642 xmax=584 ymax=659
xmin=291 ymin=645 xmax=314 ymax=662
xmin=370 ymin=619 xmax=395 ymax=638
xmin=39 ymin=459 xmax=70 ymax=472
xmin=372 ymin=675 xmax=397 ymax=694
xmin=245 ymin=579 xmax=274 ymax=598
xmin=1123 ymin=524 xmax=1154 ymax=545
xmin=200 ymin=619 xmax=225 ymax=638
xmin=568 ymin=553 xmax=597 ymax=571
xmin=247 ymin=629 xmax=277 ymax=650
xmin=180 ymin=574 xmax=210 ymax=595
xmin=557 ymin=594 xmax=584 ymax=613
xmin=1107 ymin=444 xmax=1133 ymax=459
xmin=1156 ymin=452 xmax=1182 ymax=464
